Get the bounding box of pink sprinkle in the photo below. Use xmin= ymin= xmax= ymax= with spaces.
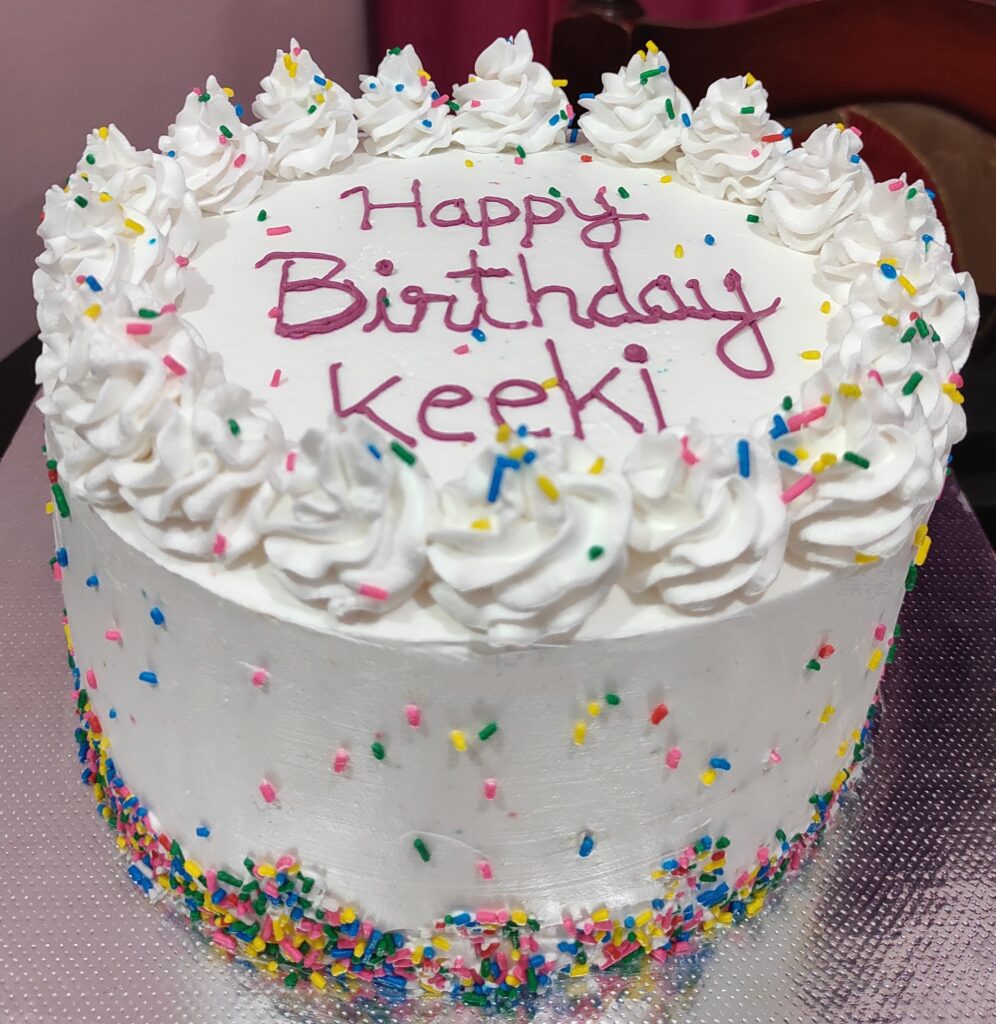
xmin=266 ymin=225 xmax=292 ymax=236
xmin=750 ymin=148 xmax=760 ymax=158
xmin=275 ymin=854 xmax=294 ymax=871
xmin=781 ymin=473 xmax=816 ymax=504
xmin=849 ymin=125 xmax=863 ymax=136
xmin=453 ymin=343 xmax=470 ymax=355
xmin=267 ymin=306 xmax=279 ymax=318
xmin=888 ymin=179 xmax=905 ymax=192
xmin=514 ymin=156 xmax=524 ymax=165
xmin=483 ymin=778 xmax=498 ymax=800
xmin=358 ymin=583 xmax=390 ymax=602
xmin=470 ymin=100 xmax=481 ymax=108
xmin=218 ymin=134 xmax=228 ymax=146
xmin=212 ymin=930 xmax=237 ymax=952
xmin=333 ymin=748 xmax=350 ymax=773
xmin=85 ymin=669 xmax=97 ymax=689
xmin=680 ymin=435 xmax=698 ymax=466
xmin=126 ymin=322 xmax=152 ymax=336
xmin=105 ymin=629 xmax=122 ymax=642
xmin=292 ymin=45 xmax=301 ymax=56
xmin=280 ymin=940 xmax=303 ymax=963
xmin=735 ymin=871 xmax=750 ymax=889
xmin=786 ymin=404 xmax=827 ymax=432
xmin=874 ymin=623 xmax=887 ymax=641
xmin=52 ymin=564 xmax=62 ymax=582
xmin=566 ymin=103 xmax=574 ymax=120
xmin=162 ymin=355 xmax=187 ymax=376
xmin=430 ymin=93 xmax=450 ymax=107
xmin=176 ymin=255 xmax=190 ymax=268
xmin=477 ymin=860 xmax=493 ymax=881
xmin=193 ymin=86 xmax=203 ymax=96
xmin=949 ymin=372 xmax=964 ymax=387
xmin=259 ymin=779 xmax=277 ymax=803
xmin=477 ymin=910 xmax=499 ymax=924
xmin=269 ymin=368 xmax=282 ymax=387
xmin=756 ymin=845 xmax=770 ymax=862
xmin=75 ymin=275 xmax=86 ymax=284
xmin=562 ymin=914 xmax=576 ymax=936
xmin=768 ymin=747 xmax=782 ymax=765
xmin=285 ymin=451 xmax=297 ymax=472
xmin=233 ymin=153 xmax=247 ymax=168
xmin=405 ymin=704 xmax=422 ymax=727
xmin=212 ymin=533 xmax=227 ymax=557
xmin=160 ymin=303 xmax=178 ymax=314
xmin=665 ymin=747 xmax=682 ymax=770
xmin=867 ymin=369 xmax=884 ymax=386
xmin=205 ymin=869 xmax=217 ymax=890
xmin=251 ymin=668 xmax=269 ymax=687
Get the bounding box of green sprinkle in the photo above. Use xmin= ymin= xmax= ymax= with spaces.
xmin=894 ymin=623 xmax=902 ymax=637
xmin=137 ymin=308 xmax=160 ymax=319
xmin=900 ymin=326 xmax=917 ymax=344
xmin=257 ymin=209 xmax=267 ymax=222
xmin=46 ymin=459 xmax=57 ymax=470
xmin=388 ymin=46 xmax=402 ymax=55
xmin=216 ymin=870 xmax=243 ymax=887
xmin=775 ymin=829 xmax=787 ymax=842
xmin=516 ymin=145 xmax=526 ymax=159
xmin=52 ymin=483 xmax=70 ymax=518
xmin=478 ymin=721 xmax=498 ymax=741
xmin=843 ymin=451 xmax=870 ymax=469
xmin=665 ymin=97 xmax=675 ymax=119
xmin=806 ymin=659 xmax=821 ymax=672
xmin=85 ymin=153 xmax=95 ymax=165
xmin=413 ymin=837 xmax=431 ymax=862
xmin=371 ymin=740 xmax=385 ymax=760
xmin=390 ymin=440 xmax=416 ymax=465
xmin=198 ymin=92 xmax=211 ymax=102
xmin=902 ymin=371 xmax=923 ymax=395
xmin=746 ymin=213 xmax=760 ymax=223
xmin=617 ymin=186 xmax=630 ymax=199
xmin=781 ymin=395 xmax=793 ymax=411
xmin=740 ymin=105 xmax=755 ymax=114
xmin=446 ymin=100 xmax=459 ymax=113
xmin=382 ymin=295 xmax=390 ymax=306
xmin=300 ymin=875 xmax=315 ymax=893
xmin=904 ymin=563 xmax=918 ymax=591
xmin=559 ymin=108 xmax=568 ymax=121
xmin=906 ymin=187 xmax=917 ymax=199
xmin=74 ymin=195 xmax=88 ymax=208
xmin=227 ymin=418 xmax=240 ymax=436
xmin=605 ymin=692 xmax=621 ymax=706
xmin=219 ymin=124 xmax=233 ymax=139
xmin=716 ymin=835 xmax=731 ymax=848
xmin=284 ymin=972 xmax=299 ymax=989
xmin=587 ymin=545 xmax=605 ymax=561
xmin=915 ymin=317 xmax=930 ymax=338
xmin=886 ymin=644 xmax=898 ymax=664
xmin=548 ymin=186 xmax=562 ymax=198
xmin=639 ymin=68 xmax=663 ymax=84
xmin=307 ymin=104 xmax=317 ymax=115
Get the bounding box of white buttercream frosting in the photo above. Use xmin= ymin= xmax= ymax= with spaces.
xmin=451 ymin=30 xmax=569 ymax=154
xmin=677 ymin=75 xmax=792 ymax=203
xmin=262 ymin=418 xmax=430 ymax=617
xmin=578 ymin=46 xmax=691 ymax=164
xmin=427 ymin=437 xmax=630 ymax=645
xmin=159 ymin=76 xmax=267 ymax=213
xmin=623 ymin=427 xmax=787 ymax=611
xmin=816 ymin=176 xmax=946 ymax=303
xmin=760 ymin=123 xmax=872 ymax=253
xmin=355 ymin=44 xmax=452 ymax=158
xmin=252 ymin=39 xmax=358 ymax=179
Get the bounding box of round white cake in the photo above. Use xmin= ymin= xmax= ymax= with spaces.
xmin=34 ymin=31 xmax=977 ymax=1003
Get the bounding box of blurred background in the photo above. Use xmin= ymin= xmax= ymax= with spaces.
xmin=3 ymin=0 xmax=993 ymax=537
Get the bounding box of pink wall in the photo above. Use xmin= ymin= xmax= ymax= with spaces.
xmin=2 ymin=0 xmax=368 ymax=360
xmin=639 ymin=0 xmax=814 ymax=22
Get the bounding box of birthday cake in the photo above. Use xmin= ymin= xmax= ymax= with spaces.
xmin=34 ymin=31 xmax=977 ymax=1004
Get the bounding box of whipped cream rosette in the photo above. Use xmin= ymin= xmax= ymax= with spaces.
xmin=776 ymin=369 xmax=937 ymax=569
xmin=816 ymin=176 xmax=946 ymax=303
xmin=578 ymin=44 xmax=691 ymax=164
xmin=355 ymin=44 xmax=452 ymax=158
xmin=622 ymin=426 xmax=787 ymax=611
xmin=760 ymin=123 xmax=872 ymax=253
xmin=252 ymin=38 xmax=358 ymax=179
xmin=262 ymin=418 xmax=430 ymax=618
xmin=677 ymin=74 xmax=792 ymax=203
xmin=159 ymin=75 xmax=267 ymax=213
xmin=427 ymin=435 xmax=629 ymax=645
xmin=452 ymin=29 xmax=570 ymax=154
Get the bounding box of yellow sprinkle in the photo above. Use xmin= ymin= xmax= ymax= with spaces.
xmin=98 ymin=126 xmax=109 ymax=139
xmin=914 ymin=523 xmax=928 ymax=545
xmin=570 ymin=963 xmax=589 ymax=977
xmin=83 ymin=303 xmax=101 ymax=319
xmin=340 ymin=907 xmax=356 ymax=924
xmin=495 ymin=423 xmax=511 ymax=442
xmin=267 ymin=960 xmax=279 ymax=973
xmin=794 ymin=447 xmax=809 ymax=460
xmin=716 ymin=911 xmax=734 ymax=926
xmin=505 ymin=975 xmax=520 ymax=988
xmin=915 ymin=536 xmax=932 ymax=566
xmin=820 ymin=394 xmax=833 ymax=405
xmin=256 ymin=864 xmax=276 ymax=877
xmin=834 ymin=121 xmax=845 ymax=131
xmin=283 ymin=54 xmax=297 ymax=78
xmin=897 ymin=274 xmax=917 ymax=296
xmin=820 ymin=705 xmax=836 ymax=724
xmin=511 ymin=909 xmax=528 ymax=926
xmin=646 ymin=39 xmax=659 ymax=54
xmin=464 ymin=159 xmax=474 ymax=168
xmin=820 ymin=300 xmax=831 ymax=314
xmin=746 ymin=896 xmax=765 ymax=917
xmin=800 ymin=350 xmax=822 ymax=360
xmin=745 ymin=72 xmax=757 ymax=86
xmin=588 ymin=456 xmax=605 ymax=475
xmin=941 ymin=382 xmax=965 ymax=404
xmin=332 ymin=961 xmax=349 ymax=977
xmin=867 ymin=649 xmax=883 ymax=671
xmin=450 ymin=729 xmax=468 ymax=752
xmin=821 ymin=452 xmax=837 ymax=466
xmin=551 ymin=78 xmax=568 ymax=88
xmin=659 ymin=174 xmax=672 ymax=183
xmin=878 ymin=257 xmax=897 ymax=268
xmin=251 ymin=936 xmax=266 ymax=953
xmin=271 ymin=918 xmax=285 ymax=943
xmin=673 ymin=243 xmax=684 ymax=259
xmin=587 ymin=702 xmax=601 ymax=717
xmin=838 ymin=382 xmax=862 ymax=398
xmin=432 ymin=934 xmax=450 ymax=950
xmin=470 ymin=518 xmax=490 ymax=530
xmin=837 ymin=741 xmax=849 ymax=758
xmin=852 ymin=730 xmax=860 ymax=742
xmin=222 ymin=86 xmax=235 ymax=97
xmin=310 ymin=971 xmax=326 ymax=989
xmin=854 ymin=552 xmax=880 ymax=564
xmin=45 ymin=501 xmax=54 ymax=515
xmin=699 ymin=769 xmax=717 ymax=787
xmin=411 ymin=945 xmax=424 ymax=966
xmin=635 ymin=909 xmax=653 ymax=927
xmin=541 ymin=377 xmax=558 ymax=390
xmin=833 ymin=769 xmax=848 ymax=789
xmin=592 ymin=908 xmax=610 ymax=922
xmin=98 ymin=192 xmax=112 ymax=203
xmin=537 ymin=475 xmax=560 ymax=502
xmin=882 ymin=314 xmax=899 ymax=327
xmin=314 ymin=92 xmax=325 ymax=105
xmin=507 ymin=444 xmax=528 ymax=460
xmin=573 ymin=720 xmax=587 ymax=746
xmin=123 ymin=217 xmax=145 ymax=235
xmin=183 ymin=860 xmax=202 ymax=877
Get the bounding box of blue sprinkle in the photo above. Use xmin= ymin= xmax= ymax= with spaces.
xmin=149 ymin=606 xmax=165 ymax=626
xmin=704 ymin=233 xmax=715 ymax=246
xmin=736 ymin=439 xmax=750 ymax=478
xmin=579 ymin=92 xmax=595 ymax=100
xmin=569 ymin=126 xmax=579 ymax=144
xmin=922 ymin=233 xmax=933 ymax=245
xmin=368 ymin=82 xmax=377 ymax=90
xmin=516 ymin=424 xmax=528 ymax=437
xmin=148 ymin=237 xmax=156 ymax=245
xmin=529 ymin=954 xmax=544 ymax=969
xmin=138 ymin=670 xmax=159 ymax=686
xmin=782 ymin=127 xmax=793 ymax=137
xmin=395 ymin=83 xmax=404 ymax=92
xmin=958 ymin=289 xmax=966 ymax=299
xmin=849 ymin=154 xmax=860 ymax=164
xmin=166 ymin=150 xmax=176 ymax=158
xmin=234 ymin=103 xmax=244 ymax=118
xmin=85 ymin=275 xmax=102 ymax=292
xmin=423 ymin=946 xmax=435 ymax=959
xmin=926 ymin=188 xmax=936 ymax=199
xmin=769 ymin=414 xmax=788 ymax=439
xmin=699 ymin=835 xmax=712 ymax=850
xmin=681 ymin=112 xmax=691 ymax=127
xmin=290 ymin=907 xmax=304 ymax=921
xmin=709 ymin=757 xmax=731 ymax=771
xmin=522 ymin=450 xmax=537 ymax=464
xmin=548 ymin=114 xmax=560 ymax=126
xmin=313 ymin=74 xmax=327 ymax=86
xmin=109 ymin=708 xmax=117 ymax=719
xmin=777 ymin=448 xmax=798 ymax=466
xmin=624 ymin=916 xmax=635 ymax=928
xmin=55 ymin=547 xmax=68 ymax=567
xmin=431 ymin=90 xmax=439 ymax=100
xmin=367 ymin=443 xmax=382 ymax=460
xmin=471 ymin=327 xmax=486 ymax=342
xmin=661 ymin=858 xmax=679 ymax=871
xmin=578 ymin=834 xmax=595 ymax=858
xmin=196 ymin=825 xmax=211 ymax=838
xmin=452 ymin=912 xmax=471 ymax=926
xmin=880 ymin=263 xmax=898 ymax=280
xmin=421 ymin=118 xmax=432 ymax=128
